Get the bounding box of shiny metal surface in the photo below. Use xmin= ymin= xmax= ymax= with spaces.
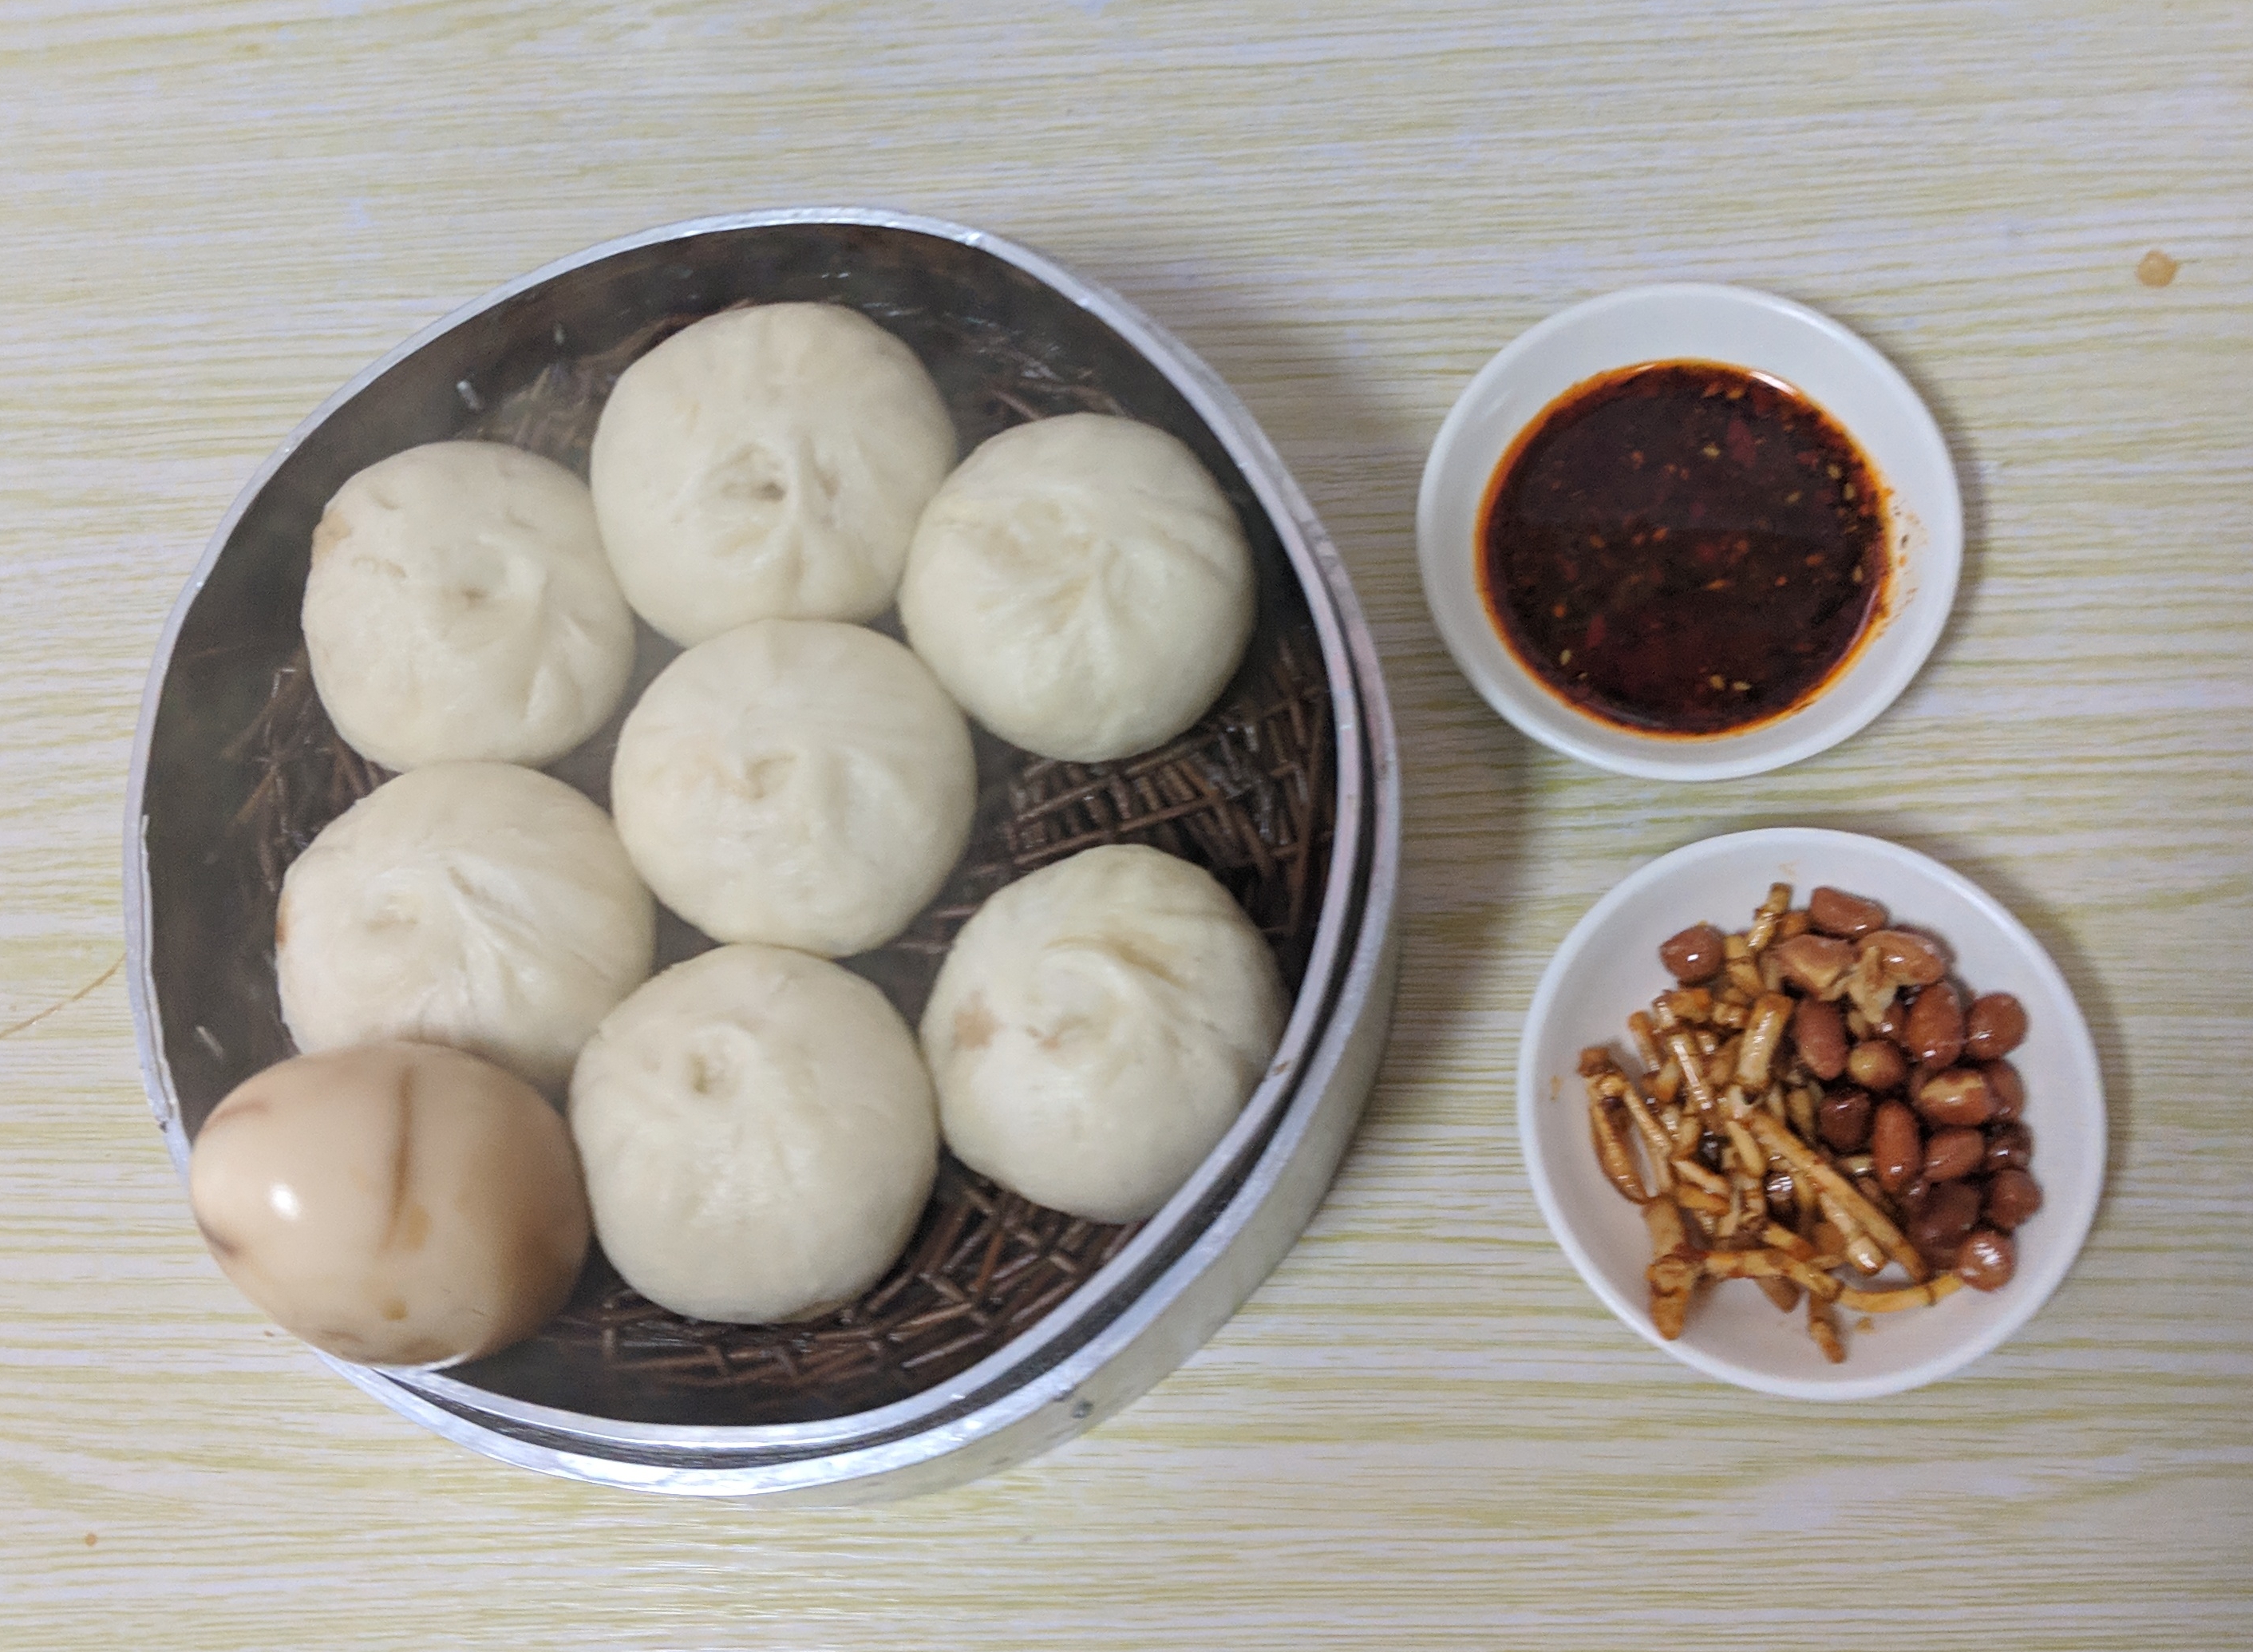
xmin=125 ymin=209 xmax=1401 ymax=1500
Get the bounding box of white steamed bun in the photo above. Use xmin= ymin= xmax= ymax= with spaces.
xmin=302 ymin=441 xmax=635 ymax=770
xmin=898 ymin=413 xmax=1256 ymax=763
xmin=919 ymin=844 xmax=1287 ymax=1223
xmin=275 ymin=762 xmax=655 ymax=1093
xmin=568 ymin=943 xmax=939 ymax=1324
xmin=608 ymin=619 xmax=975 ymax=958
xmin=588 ymin=303 xmax=956 ymax=644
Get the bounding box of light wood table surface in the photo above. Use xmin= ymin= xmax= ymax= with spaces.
xmin=6 ymin=2 xmax=2249 ymax=1646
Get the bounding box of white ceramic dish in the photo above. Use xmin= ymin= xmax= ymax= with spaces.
xmin=1518 ymin=828 xmax=2104 ymax=1400
xmin=1417 ymin=284 xmax=1962 ymax=781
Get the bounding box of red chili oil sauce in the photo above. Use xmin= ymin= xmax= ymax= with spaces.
xmin=1478 ymin=362 xmax=1888 ymax=737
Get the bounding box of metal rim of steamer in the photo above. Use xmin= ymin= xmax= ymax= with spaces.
xmin=123 ymin=208 xmax=1404 ymax=1503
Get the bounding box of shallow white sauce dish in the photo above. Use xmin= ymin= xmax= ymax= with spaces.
xmin=1517 ymin=828 xmax=2104 ymax=1400
xmin=1417 ymin=284 xmax=1962 ymax=781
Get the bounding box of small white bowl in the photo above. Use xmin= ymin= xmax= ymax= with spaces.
xmin=1518 ymin=828 xmax=2105 ymax=1400
xmin=1417 ymin=285 xmax=1962 ymax=781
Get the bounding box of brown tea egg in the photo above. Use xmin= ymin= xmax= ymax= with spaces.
xmin=188 ymin=1041 xmax=591 ymax=1367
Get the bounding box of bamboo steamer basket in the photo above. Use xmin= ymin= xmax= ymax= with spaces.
xmin=125 ymin=211 xmax=1401 ymax=1501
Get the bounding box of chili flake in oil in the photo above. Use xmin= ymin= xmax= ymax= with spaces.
xmin=1479 ymin=362 xmax=1887 ymax=737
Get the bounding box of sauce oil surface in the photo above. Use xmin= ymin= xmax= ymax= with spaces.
xmin=1479 ymin=362 xmax=1887 ymax=737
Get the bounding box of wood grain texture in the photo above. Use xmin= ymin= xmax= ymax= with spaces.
xmin=3 ymin=0 xmax=2250 ymax=1646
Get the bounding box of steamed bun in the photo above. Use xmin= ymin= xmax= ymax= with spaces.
xmin=275 ymin=763 xmax=655 ymax=1093
xmin=302 ymin=441 xmax=636 ymax=770
xmin=568 ymin=944 xmax=939 ymax=1325
xmin=898 ymin=413 xmax=1256 ymax=763
xmin=608 ymin=619 xmax=975 ymax=958
xmin=919 ymin=844 xmax=1287 ymax=1223
xmin=588 ymin=303 xmax=956 ymax=644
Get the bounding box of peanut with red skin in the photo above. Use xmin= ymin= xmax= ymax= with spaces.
xmin=1793 ymin=997 xmax=1848 ymax=1080
xmin=1845 ymin=1038 xmax=1907 ymax=1092
xmin=1864 ymin=929 xmax=1949 ymax=988
xmin=1871 ymin=1101 xmax=1923 ymax=1194
xmin=1658 ymin=923 xmax=1726 ymax=984
xmin=1923 ymin=1127 xmax=1986 ymax=1182
xmin=1980 ymin=1060 xmax=2025 ymax=1121
xmin=1963 ymin=993 xmax=2028 ymax=1061
xmin=1817 ymin=1088 xmax=1874 ymax=1154
xmin=1906 ymin=981 xmax=1966 ymax=1069
xmin=1956 ymin=1227 xmax=2016 ymax=1291
xmin=1984 ymin=1169 xmax=2044 ymax=1230
xmin=1911 ymin=1181 xmax=1982 ymax=1265
xmin=1808 ymin=887 xmax=1887 ymax=939
xmin=1915 ymin=1067 xmax=1996 ymax=1128
xmin=1983 ymin=1120 xmax=2034 ymax=1174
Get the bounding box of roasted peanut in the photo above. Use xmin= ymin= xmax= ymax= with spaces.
xmin=1793 ymin=997 xmax=1848 ymax=1080
xmin=1915 ymin=1067 xmax=1996 ymax=1128
xmin=1816 ymin=1087 xmax=1874 ymax=1154
xmin=1808 ymin=887 xmax=1887 ymax=939
xmin=1658 ymin=923 xmax=1726 ymax=984
xmin=1864 ymin=929 xmax=1949 ymax=987
xmin=1845 ymin=1038 xmax=1908 ymax=1093
xmin=1983 ymin=1120 xmax=2034 ymax=1174
xmin=1980 ymin=1060 xmax=2025 ymax=1121
xmin=1871 ymin=1100 xmax=1923 ymax=1193
xmin=1962 ymin=993 xmax=2028 ymax=1061
xmin=1984 ymin=1168 xmax=2044 ymax=1230
xmin=1923 ymin=1127 xmax=1986 ymax=1182
xmin=1909 ymin=1180 xmax=1981 ymax=1265
xmin=1955 ymin=1227 xmax=2016 ymax=1291
xmin=1905 ymin=981 xmax=1966 ymax=1068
